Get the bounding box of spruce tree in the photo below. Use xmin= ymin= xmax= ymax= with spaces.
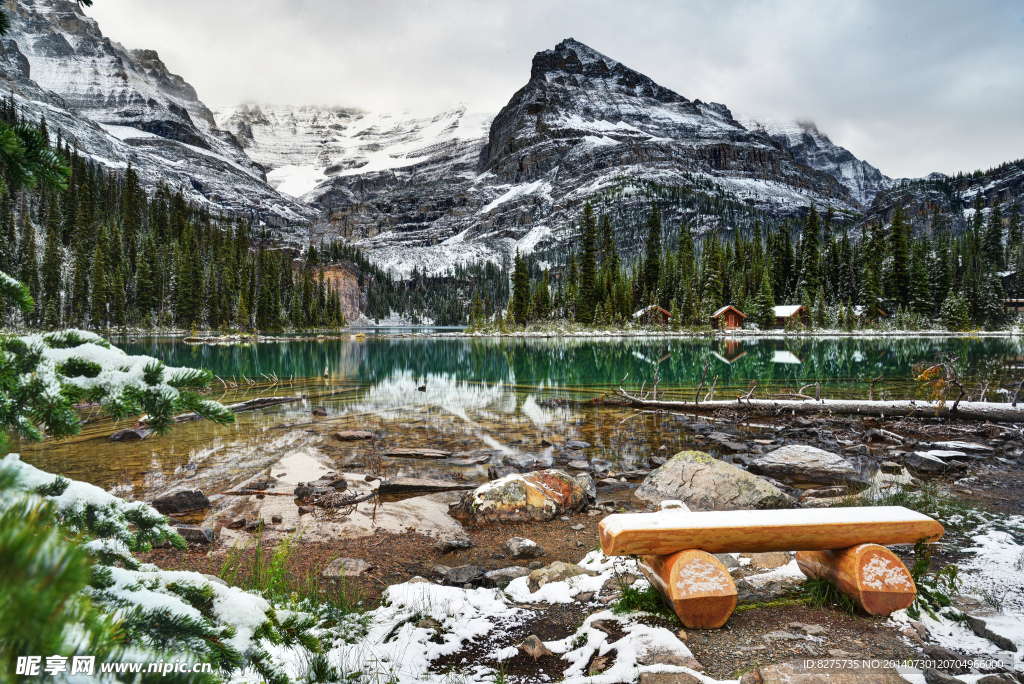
xmin=90 ymin=225 xmax=109 ymax=327
xmin=885 ymin=206 xmax=911 ymax=307
xmin=577 ymin=202 xmax=598 ymax=325
xmin=797 ymin=204 xmax=821 ymax=298
xmin=642 ymin=204 xmax=662 ymax=301
xmin=983 ymin=204 xmax=1004 ymax=269
xmin=753 ymin=269 xmax=775 ymax=329
xmin=509 ymin=250 xmax=531 ymax=325
xmin=531 ymin=270 xmax=551 ymax=321
xmin=18 ymin=208 xmax=39 ymax=323
xmin=0 ymin=184 xmax=15 ymax=274
xmin=41 ymin=203 xmax=62 ymax=326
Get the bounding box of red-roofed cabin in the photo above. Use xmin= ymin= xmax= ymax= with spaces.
xmin=711 ymin=305 xmax=746 ymax=330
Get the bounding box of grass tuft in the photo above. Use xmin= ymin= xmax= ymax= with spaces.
xmin=797 ymin=577 xmax=858 ymax=615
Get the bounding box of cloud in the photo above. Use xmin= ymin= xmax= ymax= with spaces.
xmin=87 ymin=0 xmax=1024 ymax=178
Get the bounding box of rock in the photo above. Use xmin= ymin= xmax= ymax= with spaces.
xmin=202 ymin=573 xmax=227 ymax=586
xmin=750 ymin=551 xmax=790 ymax=570
xmin=735 ymin=575 xmax=804 ymax=603
xmin=566 ymin=460 xmax=591 ymax=471
xmin=435 ymin=537 xmax=474 ymax=553
xmin=382 ymin=448 xmax=451 ymax=459
xmin=175 ymin=525 xmax=212 ymax=545
xmin=749 ymin=444 xmax=859 ymax=485
xmin=416 ymin=617 xmax=440 ymax=633
xmin=565 ymin=440 xmax=591 ymax=449
xmin=518 ymin=635 xmax=552 ymax=660
xmin=242 ymin=520 xmax=263 ymax=532
xmin=528 ymin=561 xmax=543 ymax=570
xmin=788 ymin=622 xmax=825 ymax=636
xmin=505 ymin=453 xmax=544 ymax=469
xmin=527 ymin=560 xmax=595 ymax=592
xmin=633 ymin=451 xmax=790 ymax=511
xmin=965 ymin=615 xmax=1018 ymax=652
xmin=448 ymin=453 xmax=493 ymax=466
xmin=505 ymin=537 xmax=544 ymax=558
xmin=744 ymin=660 xmax=906 ymax=683
xmin=574 ymin=473 xmax=596 ymax=503
xmin=312 ymin=407 xmax=327 ymax=417
xmin=638 ymin=672 xmax=702 ymax=683
xmin=880 ymin=461 xmax=903 ymax=474
xmin=923 ymin=669 xmax=963 ymax=684
xmin=377 ymin=477 xmax=476 ymax=495
xmin=660 ymin=499 xmax=690 ymax=510
xmin=332 ymin=430 xmax=374 ymax=441
xmin=297 ymin=506 xmax=313 ymax=516
xmin=322 ymin=557 xmax=373 ymax=578
xmin=977 ymin=676 xmax=1018 ymax=684
xmin=270 ymin=514 xmax=282 ymax=524
xmin=714 ymin=553 xmax=739 ymax=569
xmin=597 ymin=477 xmax=631 ymax=490
xmin=637 ymin=647 xmax=703 ymax=671
xmin=225 ymin=516 xmax=247 ymax=529
xmin=921 ymin=646 xmax=968 ymax=673
xmin=762 ymin=630 xmax=805 ymax=640
xmin=151 ymin=489 xmax=211 ymax=514
xmin=929 ymin=440 xmax=994 ymax=453
xmin=906 ymin=451 xmax=967 ymax=475
xmin=293 ymin=484 xmax=330 ymax=500
xmin=110 ymin=427 xmax=150 ymax=442
xmin=488 ymin=465 xmax=519 ymax=480
xmin=576 ymin=591 xmax=594 ymax=603
xmin=571 ymin=523 xmax=586 ymax=531
xmin=329 ymin=477 xmax=348 ymax=491
xmin=442 ymin=565 xmax=486 ymax=586
xmin=484 ymin=566 xmax=530 ymax=587
xmin=449 ymin=470 xmax=588 ymax=525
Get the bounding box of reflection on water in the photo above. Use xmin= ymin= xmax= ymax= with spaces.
xmin=8 ymin=335 xmax=1023 ymax=503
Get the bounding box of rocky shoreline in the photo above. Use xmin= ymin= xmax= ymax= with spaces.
xmin=139 ymin=408 xmax=1024 ymax=683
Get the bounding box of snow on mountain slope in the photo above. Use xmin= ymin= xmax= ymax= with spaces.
xmin=214 ymin=104 xmax=492 ymax=199
xmin=0 ymin=0 xmax=314 ymax=223
xmin=741 ymin=117 xmax=893 ymax=207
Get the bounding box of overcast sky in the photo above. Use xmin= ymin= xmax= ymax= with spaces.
xmin=87 ymin=0 xmax=1024 ymax=179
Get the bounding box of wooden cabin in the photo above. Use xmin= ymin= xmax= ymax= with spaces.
xmin=632 ymin=304 xmax=672 ymax=326
xmin=1004 ymin=299 xmax=1024 ymax=314
xmin=711 ymin=305 xmax=747 ymax=330
xmin=773 ymin=305 xmax=806 ymax=328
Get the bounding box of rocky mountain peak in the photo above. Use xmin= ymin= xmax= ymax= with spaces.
xmin=529 ymin=38 xmax=687 ymax=106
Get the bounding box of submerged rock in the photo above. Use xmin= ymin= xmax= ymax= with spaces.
xmin=632 ymin=451 xmax=789 ymax=511
xmin=175 ymin=525 xmax=212 ymax=545
xmin=332 ymin=430 xmax=374 ymax=441
xmin=906 ymin=451 xmax=967 ymax=475
xmin=151 ymin=489 xmax=211 ymax=514
xmin=448 ymin=469 xmax=588 ymax=525
xmin=435 ymin=537 xmax=474 ymax=553
xmin=110 ymin=427 xmax=150 ymax=442
xmin=749 ymin=444 xmax=859 ymax=485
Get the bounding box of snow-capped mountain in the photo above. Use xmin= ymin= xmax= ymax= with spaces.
xmin=213 ymin=105 xmax=491 ymax=201
xmin=231 ymin=39 xmax=877 ymax=276
xmin=741 ymin=118 xmax=893 ymax=206
xmin=0 ymin=0 xmax=314 ymax=223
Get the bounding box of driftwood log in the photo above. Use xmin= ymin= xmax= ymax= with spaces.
xmin=638 ymin=550 xmax=737 ymax=629
xmin=612 ymin=386 xmax=1024 ymax=423
xmin=796 ymin=543 xmax=917 ymax=616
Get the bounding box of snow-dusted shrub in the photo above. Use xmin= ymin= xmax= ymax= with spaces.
xmin=0 ymin=328 xmax=233 ymax=445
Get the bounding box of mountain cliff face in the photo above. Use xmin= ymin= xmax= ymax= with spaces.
xmin=0 ymin=0 xmax=314 ymax=223
xmin=228 ymin=39 xmax=877 ymax=276
xmin=741 ymin=118 xmax=893 ymax=207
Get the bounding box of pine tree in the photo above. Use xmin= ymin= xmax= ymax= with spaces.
xmin=753 ymin=269 xmax=775 ymax=329
xmin=983 ymin=204 xmax=1004 ymax=268
xmin=797 ymin=205 xmax=821 ymax=298
xmin=940 ymin=291 xmax=971 ymax=332
xmin=886 ymin=205 xmax=911 ymax=307
xmin=641 ymin=203 xmax=662 ymax=301
xmin=577 ymin=202 xmax=598 ymax=325
xmin=90 ymin=225 xmax=109 ymax=327
xmin=0 ymin=184 xmax=15 ymax=274
xmin=531 ymin=270 xmax=551 ymax=321
xmin=909 ymin=244 xmax=932 ymax=316
xmin=18 ymin=207 xmax=39 ymax=324
xmin=669 ymin=297 xmax=680 ymax=331
xmin=509 ymin=250 xmax=531 ymax=325
xmin=41 ymin=203 xmax=62 ymax=326
xmin=814 ymin=286 xmax=827 ymax=328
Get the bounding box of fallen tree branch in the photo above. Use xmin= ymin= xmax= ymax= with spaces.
xmin=695 ymin=358 xmax=710 ymax=405
xmin=610 ymin=387 xmax=1024 ymax=422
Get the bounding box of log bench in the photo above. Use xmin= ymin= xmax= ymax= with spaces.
xmin=598 ymin=506 xmax=944 ymax=629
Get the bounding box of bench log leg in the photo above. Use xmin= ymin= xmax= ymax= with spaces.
xmin=796 ymin=543 xmax=916 ymax=616
xmin=638 ymin=549 xmax=737 ymax=629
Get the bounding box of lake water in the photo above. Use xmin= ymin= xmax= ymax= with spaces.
xmin=8 ymin=334 xmax=1022 ymax=505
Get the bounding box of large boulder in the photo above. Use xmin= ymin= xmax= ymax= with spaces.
xmin=448 ymin=469 xmax=588 ymax=525
xmin=527 ymin=560 xmax=595 ymax=592
xmin=749 ymin=444 xmax=859 ymax=485
xmin=151 ymin=489 xmax=210 ymax=514
xmin=632 ymin=451 xmax=789 ymax=511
